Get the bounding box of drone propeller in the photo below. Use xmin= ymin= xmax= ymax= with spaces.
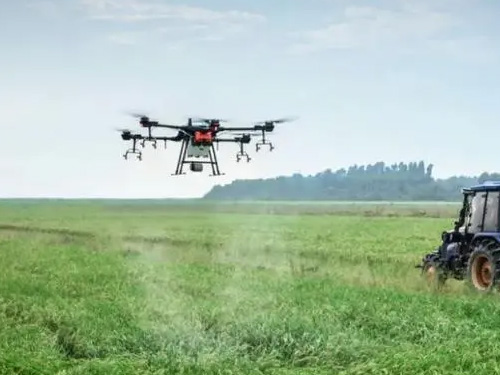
xmin=124 ymin=111 xmax=152 ymax=127
xmin=191 ymin=117 xmax=229 ymax=124
xmin=254 ymin=116 xmax=297 ymax=126
xmin=115 ymin=128 xmax=135 ymax=141
xmin=125 ymin=111 xmax=148 ymax=118
xmin=115 ymin=128 xmax=132 ymax=133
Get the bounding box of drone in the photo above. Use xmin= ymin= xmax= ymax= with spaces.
xmin=117 ymin=114 xmax=295 ymax=176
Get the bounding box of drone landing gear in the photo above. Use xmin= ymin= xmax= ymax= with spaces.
xmin=123 ymin=150 xmax=142 ymax=160
xmin=172 ymin=139 xmax=224 ymax=176
xmin=236 ymin=152 xmax=251 ymax=162
xmin=236 ymin=142 xmax=251 ymax=162
xmin=123 ymin=139 xmax=142 ymax=160
xmin=256 ymin=129 xmax=274 ymax=152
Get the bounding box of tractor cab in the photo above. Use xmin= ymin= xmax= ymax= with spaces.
xmin=441 ymin=181 xmax=500 ymax=243
xmin=419 ymin=181 xmax=500 ymax=292
xmin=461 ymin=181 xmax=500 ymax=234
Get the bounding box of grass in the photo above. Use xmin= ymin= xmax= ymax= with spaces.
xmin=2 ymin=200 xmax=500 ymax=374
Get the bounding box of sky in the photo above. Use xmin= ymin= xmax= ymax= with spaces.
xmin=1 ymin=0 xmax=500 ymax=198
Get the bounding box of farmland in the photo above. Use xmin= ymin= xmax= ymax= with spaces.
xmin=2 ymin=200 xmax=500 ymax=374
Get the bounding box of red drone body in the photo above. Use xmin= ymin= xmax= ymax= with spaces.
xmin=193 ymin=130 xmax=214 ymax=145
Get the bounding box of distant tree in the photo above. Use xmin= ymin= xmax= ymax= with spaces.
xmin=426 ymin=164 xmax=434 ymax=178
xmin=479 ymin=172 xmax=500 ymax=184
xmin=203 ymin=161 xmax=493 ymax=201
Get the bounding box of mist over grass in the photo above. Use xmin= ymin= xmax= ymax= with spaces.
xmin=1 ymin=201 xmax=500 ymax=374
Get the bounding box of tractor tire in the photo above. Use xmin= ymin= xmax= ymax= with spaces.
xmin=421 ymin=258 xmax=447 ymax=290
xmin=466 ymin=241 xmax=500 ymax=292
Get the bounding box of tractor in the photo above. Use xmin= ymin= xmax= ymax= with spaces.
xmin=418 ymin=181 xmax=500 ymax=292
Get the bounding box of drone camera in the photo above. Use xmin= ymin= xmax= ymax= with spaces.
xmin=190 ymin=162 xmax=203 ymax=172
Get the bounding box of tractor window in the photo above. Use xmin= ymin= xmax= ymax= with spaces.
xmin=459 ymin=193 xmax=473 ymax=232
xmin=465 ymin=194 xmax=473 ymax=213
xmin=484 ymin=192 xmax=500 ymax=232
xmin=469 ymin=192 xmax=486 ymax=232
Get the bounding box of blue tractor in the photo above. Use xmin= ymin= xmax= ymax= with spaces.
xmin=419 ymin=181 xmax=500 ymax=292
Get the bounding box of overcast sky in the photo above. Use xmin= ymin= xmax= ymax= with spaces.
xmin=1 ymin=0 xmax=499 ymax=198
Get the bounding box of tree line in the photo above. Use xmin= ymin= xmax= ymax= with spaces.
xmin=203 ymin=161 xmax=500 ymax=201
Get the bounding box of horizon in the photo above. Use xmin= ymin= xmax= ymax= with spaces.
xmin=1 ymin=159 xmax=497 ymax=200
xmin=3 ymin=0 xmax=500 ymax=198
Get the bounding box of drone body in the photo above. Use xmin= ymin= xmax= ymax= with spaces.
xmin=118 ymin=115 xmax=294 ymax=176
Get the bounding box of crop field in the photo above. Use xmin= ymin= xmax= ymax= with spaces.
xmin=3 ymin=200 xmax=500 ymax=374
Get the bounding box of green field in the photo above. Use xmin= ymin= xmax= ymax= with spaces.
xmin=3 ymin=200 xmax=500 ymax=374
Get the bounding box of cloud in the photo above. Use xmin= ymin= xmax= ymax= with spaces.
xmin=79 ymin=0 xmax=265 ymax=24
xmin=107 ymin=31 xmax=141 ymax=45
xmin=289 ymin=1 xmax=498 ymax=64
xmin=77 ymin=0 xmax=265 ymax=45
xmin=291 ymin=3 xmax=458 ymax=53
xmin=25 ymin=0 xmax=64 ymax=17
xmin=425 ymin=36 xmax=500 ymax=64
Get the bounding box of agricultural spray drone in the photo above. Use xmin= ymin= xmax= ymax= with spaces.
xmin=117 ymin=114 xmax=295 ymax=176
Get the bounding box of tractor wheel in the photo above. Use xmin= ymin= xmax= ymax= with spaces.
xmin=467 ymin=242 xmax=500 ymax=292
xmin=421 ymin=259 xmax=446 ymax=289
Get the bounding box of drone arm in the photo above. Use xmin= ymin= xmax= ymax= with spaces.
xmin=124 ymin=134 xmax=145 ymax=142
xmin=215 ymin=135 xmax=252 ymax=144
xmin=213 ymin=138 xmax=252 ymax=163
xmin=152 ymin=135 xmax=182 ymax=149
xmin=153 ymin=123 xmax=187 ymax=130
xmin=218 ymin=126 xmax=265 ymax=132
xmin=158 ymin=135 xmax=184 ymax=142
xmin=214 ymin=138 xmax=244 ymax=143
xmin=219 ymin=122 xmax=278 ymax=132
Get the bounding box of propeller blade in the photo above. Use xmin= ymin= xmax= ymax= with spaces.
xmin=190 ymin=116 xmax=229 ymax=123
xmin=254 ymin=116 xmax=297 ymax=126
xmin=124 ymin=111 xmax=150 ymax=121
xmin=273 ymin=116 xmax=297 ymax=123
xmin=124 ymin=111 xmax=141 ymax=117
